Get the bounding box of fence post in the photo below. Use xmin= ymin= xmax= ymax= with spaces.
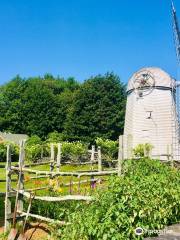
xmin=118 ymin=135 xmax=124 ymax=176
xmin=50 ymin=143 xmax=55 ymax=172
xmin=90 ymin=145 xmax=95 ymax=170
xmin=4 ymin=144 xmax=12 ymax=232
xmin=17 ymin=140 xmax=25 ymax=216
xmin=41 ymin=145 xmax=44 ymax=159
xmin=91 ymin=145 xmax=95 ymax=162
xmin=98 ymin=146 xmax=102 ymax=172
xmin=57 ymin=143 xmax=62 ymax=172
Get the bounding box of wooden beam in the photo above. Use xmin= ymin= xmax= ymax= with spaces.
xmin=63 ymin=161 xmax=98 ymax=165
xmin=18 ymin=190 xmax=93 ymax=202
xmin=4 ymin=144 xmax=12 ymax=231
xmin=98 ymin=146 xmax=102 ymax=172
xmin=17 ymin=140 xmax=25 ymax=214
xmin=23 ymin=161 xmax=52 ymax=167
xmin=50 ymin=143 xmax=55 ymax=172
xmin=57 ymin=143 xmax=62 ymax=172
xmin=11 ymin=166 xmax=117 ymax=177
xmin=91 ymin=145 xmax=95 ymax=162
xmin=18 ymin=211 xmax=70 ymax=225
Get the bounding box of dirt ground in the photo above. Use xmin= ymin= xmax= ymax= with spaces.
xmin=0 ymin=223 xmax=52 ymax=240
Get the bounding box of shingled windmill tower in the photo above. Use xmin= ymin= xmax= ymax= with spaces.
xmin=123 ymin=67 xmax=179 ymax=160
xmin=123 ymin=2 xmax=180 ymax=161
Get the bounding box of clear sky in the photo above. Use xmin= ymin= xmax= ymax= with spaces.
xmin=0 ymin=0 xmax=179 ymax=85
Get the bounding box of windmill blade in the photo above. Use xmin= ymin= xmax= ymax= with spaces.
xmin=172 ymin=1 xmax=180 ymax=63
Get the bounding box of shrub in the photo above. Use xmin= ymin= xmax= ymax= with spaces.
xmin=43 ymin=141 xmax=88 ymax=162
xmin=61 ymin=141 xmax=87 ymax=162
xmin=46 ymin=131 xmax=65 ymax=143
xmin=25 ymin=135 xmax=44 ymax=162
xmin=95 ymin=137 xmax=118 ymax=161
xmin=62 ymin=142 xmax=87 ymax=160
xmin=0 ymin=142 xmax=19 ymax=162
xmin=26 ymin=135 xmax=42 ymax=145
xmin=25 ymin=144 xmax=43 ymax=162
xmin=133 ymin=143 xmax=153 ymax=158
xmin=59 ymin=159 xmax=180 ymax=239
xmin=25 ymin=139 xmax=88 ymax=163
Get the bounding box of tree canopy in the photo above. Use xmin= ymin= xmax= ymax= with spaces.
xmin=64 ymin=73 xmax=126 ymax=142
xmin=0 ymin=73 xmax=126 ymax=142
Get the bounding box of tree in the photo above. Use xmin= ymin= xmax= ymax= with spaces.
xmin=64 ymin=73 xmax=126 ymax=142
xmin=0 ymin=75 xmax=79 ymax=138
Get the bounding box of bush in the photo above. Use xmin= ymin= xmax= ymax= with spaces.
xmin=95 ymin=137 xmax=118 ymax=161
xmin=133 ymin=143 xmax=153 ymax=158
xmin=25 ymin=135 xmax=43 ymax=162
xmin=26 ymin=135 xmax=42 ymax=145
xmin=59 ymin=159 xmax=180 ymax=239
xmin=25 ymin=138 xmax=88 ymax=163
xmin=0 ymin=142 xmax=19 ymax=162
xmin=46 ymin=132 xmax=65 ymax=143
xmin=61 ymin=141 xmax=88 ymax=162
xmin=25 ymin=144 xmax=43 ymax=162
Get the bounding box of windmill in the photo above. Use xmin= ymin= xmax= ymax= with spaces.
xmin=123 ymin=2 xmax=180 ymax=161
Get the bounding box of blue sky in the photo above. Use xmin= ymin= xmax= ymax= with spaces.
xmin=0 ymin=0 xmax=179 ymax=84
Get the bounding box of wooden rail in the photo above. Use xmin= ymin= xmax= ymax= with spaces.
xmin=18 ymin=211 xmax=69 ymax=225
xmin=4 ymin=143 xmax=118 ymax=231
xmin=11 ymin=166 xmax=117 ymax=177
xmin=17 ymin=190 xmax=93 ymax=201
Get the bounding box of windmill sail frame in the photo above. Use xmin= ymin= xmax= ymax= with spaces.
xmin=171 ymin=1 xmax=180 ymax=161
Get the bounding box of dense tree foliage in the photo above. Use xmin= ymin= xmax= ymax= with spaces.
xmin=0 ymin=73 xmax=126 ymax=142
xmin=0 ymin=75 xmax=79 ymax=138
xmin=64 ymin=73 xmax=126 ymax=142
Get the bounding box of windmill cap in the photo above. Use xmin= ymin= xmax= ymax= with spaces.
xmin=127 ymin=67 xmax=175 ymax=92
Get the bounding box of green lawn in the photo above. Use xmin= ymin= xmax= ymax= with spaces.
xmin=0 ymin=162 xmax=104 ymax=193
xmin=0 ymin=162 xmax=109 ymax=227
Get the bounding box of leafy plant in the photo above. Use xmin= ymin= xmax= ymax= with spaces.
xmin=133 ymin=143 xmax=153 ymax=158
xmin=25 ymin=135 xmax=48 ymax=162
xmin=25 ymin=144 xmax=43 ymax=162
xmin=26 ymin=135 xmax=42 ymax=145
xmin=59 ymin=159 xmax=180 ymax=239
xmin=46 ymin=131 xmax=65 ymax=143
xmin=61 ymin=141 xmax=87 ymax=162
xmin=95 ymin=137 xmax=118 ymax=161
xmin=0 ymin=141 xmax=19 ymax=162
xmin=45 ymin=141 xmax=88 ymax=162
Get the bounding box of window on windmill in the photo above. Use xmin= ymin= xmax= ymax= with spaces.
xmin=146 ymin=111 xmax=152 ymax=119
xmin=138 ymin=92 xmax=143 ymax=97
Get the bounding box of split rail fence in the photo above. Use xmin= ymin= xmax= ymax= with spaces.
xmin=4 ymin=139 xmax=123 ymax=232
xmin=4 ymin=136 xmax=179 ymax=232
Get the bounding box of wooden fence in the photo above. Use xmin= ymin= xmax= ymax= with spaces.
xmin=4 ymin=141 xmax=122 ymax=232
xmin=4 ymin=136 xmax=179 ymax=232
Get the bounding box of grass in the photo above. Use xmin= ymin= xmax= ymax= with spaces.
xmin=0 ymin=161 xmax=111 ymax=227
xmin=0 ymin=162 xmax=99 ymax=192
xmin=0 ymin=162 xmax=111 ymax=193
